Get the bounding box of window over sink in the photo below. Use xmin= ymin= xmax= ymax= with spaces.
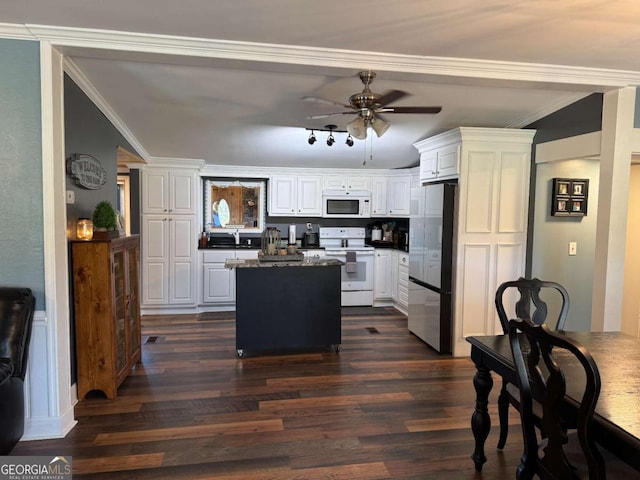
xmin=203 ymin=178 xmax=266 ymax=233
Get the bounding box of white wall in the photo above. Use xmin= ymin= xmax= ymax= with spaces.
xmin=531 ymin=159 xmax=600 ymax=331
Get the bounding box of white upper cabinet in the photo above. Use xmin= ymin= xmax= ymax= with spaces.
xmin=387 ymin=176 xmax=411 ymax=216
xmin=323 ymin=175 xmax=371 ymax=191
xmin=269 ymin=175 xmax=322 ymax=216
xmin=416 ymin=141 xmax=461 ymax=183
xmin=371 ymin=177 xmax=387 ymax=216
xmin=371 ymin=175 xmax=411 ymax=217
xmin=142 ymin=169 xmax=197 ymax=215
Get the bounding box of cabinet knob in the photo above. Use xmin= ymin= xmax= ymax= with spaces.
xmin=164 ymin=209 xmax=168 ymax=212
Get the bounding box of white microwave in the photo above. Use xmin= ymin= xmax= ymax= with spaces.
xmin=322 ymin=190 xmax=371 ymax=218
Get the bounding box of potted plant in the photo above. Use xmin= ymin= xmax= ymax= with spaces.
xmin=91 ymin=201 xmax=119 ymax=239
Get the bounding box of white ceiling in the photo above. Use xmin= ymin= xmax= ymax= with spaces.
xmin=4 ymin=1 xmax=640 ymax=170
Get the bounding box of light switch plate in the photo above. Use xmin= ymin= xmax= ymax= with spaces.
xmin=569 ymin=242 xmax=577 ymax=256
xmin=66 ymin=190 xmax=75 ymax=204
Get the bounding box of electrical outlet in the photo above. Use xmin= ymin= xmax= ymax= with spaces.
xmin=66 ymin=190 xmax=75 ymax=204
xmin=569 ymin=242 xmax=577 ymax=256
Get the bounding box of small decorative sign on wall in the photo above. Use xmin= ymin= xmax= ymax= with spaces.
xmin=66 ymin=154 xmax=107 ymax=190
xmin=551 ymin=178 xmax=589 ymax=217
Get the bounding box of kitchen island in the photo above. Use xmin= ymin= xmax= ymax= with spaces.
xmin=226 ymin=257 xmax=342 ymax=357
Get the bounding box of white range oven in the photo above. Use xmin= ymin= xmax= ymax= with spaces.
xmin=319 ymin=227 xmax=374 ymax=306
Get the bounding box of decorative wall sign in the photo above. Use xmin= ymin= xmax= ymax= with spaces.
xmin=66 ymin=154 xmax=107 ymax=190
xmin=551 ymin=178 xmax=588 ymax=217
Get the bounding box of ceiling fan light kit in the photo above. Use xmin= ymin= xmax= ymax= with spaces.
xmin=304 ymin=70 xmax=442 ymax=140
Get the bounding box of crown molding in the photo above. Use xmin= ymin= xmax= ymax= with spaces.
xmin=198 ymin=163 xmax=407 ymax=178
xmin=0 ymin=22 xmax=34 ymax=39
xmin=11 ymin=23 xmax=640 ymax=90
xmin=63 ymin=56 xmax=151 ymax=161
xmin=146 ymin=157 xmax=206 ymax=170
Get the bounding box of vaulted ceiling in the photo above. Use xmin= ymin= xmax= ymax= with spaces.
xmin=3 ymin=1 xmax=640 ymax=169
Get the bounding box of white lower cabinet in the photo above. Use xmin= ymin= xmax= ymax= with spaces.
xmin=373 ymin=249 xmax=392 ymax=301
xmin=396 ymin=252 xmax=409 ymax=313
xmin=385 ymin=250 xmax=409 ymax=313
xmin=142 ymin=214 xmax=196 ymax=307
xmin=391 ymin=250 xmax=399 ymax=301
xmin=202 ymin=249 xmax=258 ymax=306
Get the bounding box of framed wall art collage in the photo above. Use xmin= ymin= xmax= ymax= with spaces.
xmin=551 ymin=178 xmax=589 ymax=217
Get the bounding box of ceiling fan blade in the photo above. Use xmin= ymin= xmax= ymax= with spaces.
xmin=306 ymin=112 xmax=352 ymax=120
xmin=302 ymin=96 xmax=351 ymax=109
xmin=380 ymin=106 xmax=443 ymax=114
xmin=374 ymin=90 xmax=409 ymax=107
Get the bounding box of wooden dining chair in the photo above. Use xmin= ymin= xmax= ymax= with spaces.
xmin=494 ymin=277 xmax=570 ymax=449
xmin=507 ymin=317 xmax=638 ymax=479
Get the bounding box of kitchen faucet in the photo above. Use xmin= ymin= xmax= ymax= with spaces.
xmin=229 ymin=229 xmax=240 ymax=245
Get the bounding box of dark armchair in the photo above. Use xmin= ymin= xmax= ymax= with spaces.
xmin=0 ymin=287 xmax=35 ymax=455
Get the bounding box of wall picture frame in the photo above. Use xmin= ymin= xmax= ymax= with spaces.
xmin=551 ymin=178 xmax=589 ymax=217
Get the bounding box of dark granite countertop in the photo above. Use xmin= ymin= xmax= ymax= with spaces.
xmin=199 ymin=244 xmax=325 ymax=251
xmin=225 ymin=257 xmax=342 ymax=268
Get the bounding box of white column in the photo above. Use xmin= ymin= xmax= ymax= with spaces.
xmin=23 ymin=41 xmax=77 ymax=440
xmin=591 ymin=87 xmax=635 ymax=332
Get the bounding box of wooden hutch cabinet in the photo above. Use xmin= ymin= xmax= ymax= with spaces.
xmin=71 ymin=235 xmax=141 ymax=399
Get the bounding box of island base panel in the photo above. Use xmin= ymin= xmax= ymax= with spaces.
xmin=235 ymin=265 xmax=341 ymax=354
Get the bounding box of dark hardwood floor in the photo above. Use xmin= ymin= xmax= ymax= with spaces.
xmin=13 ymin=307 xmax=524 ymax=479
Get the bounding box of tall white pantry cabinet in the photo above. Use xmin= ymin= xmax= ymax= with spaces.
xmin=141 ymin=167 xmax=198 ymax=310
xmin=414 ymin=127 xmax=536 ymax=356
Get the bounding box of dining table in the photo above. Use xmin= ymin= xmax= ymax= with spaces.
xmin=467 ymin=331 xmax=640 ymax=472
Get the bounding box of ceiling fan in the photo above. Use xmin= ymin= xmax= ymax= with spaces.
xmin=303 ymin=71 xmax=442 ymax=140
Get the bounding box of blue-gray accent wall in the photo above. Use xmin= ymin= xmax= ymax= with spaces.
xmin=0 ymin=39 xmax=45 ymax=307
xmin=64 ymin=74 xmax=141 ymax=225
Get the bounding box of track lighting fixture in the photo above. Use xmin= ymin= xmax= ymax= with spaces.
xmin=304 ymin=124 xmax=354 ymax=147
xmin=345 ymin=134 xmax=354 ymax=147
xmin=326 ymin=126 xmax=335 ymax=146
xmin=307 ymin=130 xmax=316 ymax=145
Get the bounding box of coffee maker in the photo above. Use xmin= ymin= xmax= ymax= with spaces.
xmin=302 ymin=223 xmax=319 ymax=248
